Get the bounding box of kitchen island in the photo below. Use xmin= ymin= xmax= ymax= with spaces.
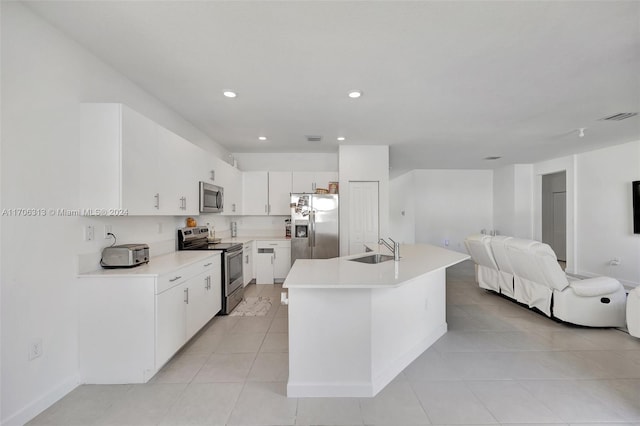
xmin=283 ymin=244 xmax=469 ymax=397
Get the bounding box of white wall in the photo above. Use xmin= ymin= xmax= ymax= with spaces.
xmin=411 ymin=170 xmax=493 ymax=252
xmin=493 ymin=164 xmax=533 ymax=238
xmin=0 ymin=4 xmax=230 ymax=424
xmin=232 ymin=152 xmax=338 ymax=172
xmin=389 ymin=171 xmax=416 ymax=244
xmin=575 ymin=140 xmax=640 ymax=287
xmin=338 ymin=146 xmax=389 ymax=256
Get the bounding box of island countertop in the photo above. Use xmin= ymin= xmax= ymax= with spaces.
xmin=284 ymin=243 xmax=469 ymax=289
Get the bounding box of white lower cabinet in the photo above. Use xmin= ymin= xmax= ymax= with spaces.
xmin=79 ymin=253 xmax=221 ymax=384
xmin=256 ymin=240 xmax=291 ymax=283
xmin=243 ymin=241 xmax=254 ymax=286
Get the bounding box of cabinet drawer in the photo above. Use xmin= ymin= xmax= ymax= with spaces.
xmin=156 ymin=255 xmax=218 ymax=294
xmin=257 ymin=240 xmax=291 ymax=249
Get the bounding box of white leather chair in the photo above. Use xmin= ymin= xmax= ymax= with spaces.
xmin=464 ymin=234 xmax=500 ymax=292
xmin=489 ymin=236 xmax=515 ymax=299
xmin=627 ymin=287 xmax=640 ymax=338
xmin=530 ymin=241 xmax=626 ymax=327
xmin=504 ymin=238 xmax=554 ymax=316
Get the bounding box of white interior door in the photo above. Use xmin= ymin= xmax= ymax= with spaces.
xmin=348 ymin=181 xmax=379 ymax=255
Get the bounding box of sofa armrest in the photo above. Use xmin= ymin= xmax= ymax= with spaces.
xmin=567 ymin=276 xmax=622 ymax=297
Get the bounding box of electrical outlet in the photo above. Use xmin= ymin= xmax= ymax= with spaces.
xmin=444 ymin=239 xmax=449 ymax=246
xmin=28 ymin=338 xmax=43 ymax=360
xmin=610 ymin=257 xmax=621 ymax=266
xmin=104 ymin=225 xmax=113 ymax=239
xmin=84 ymin=225 xmax=94 ymax=241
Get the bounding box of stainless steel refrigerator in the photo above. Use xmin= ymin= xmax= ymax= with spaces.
xmin=291 ymin=193 xmax=339 ymax=263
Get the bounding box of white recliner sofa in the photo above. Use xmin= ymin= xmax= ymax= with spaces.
xmin=505 ymin=239 xmax=626 ymax=327
xmin=464 ymin=234 xmax=627 ymax=328
xmin=625 ymin=287 xmax=640 ymax=337
xmin=464 ymin=234 xmax=501 ymax=293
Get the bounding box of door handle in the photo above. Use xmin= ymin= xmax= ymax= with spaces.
xmin=154 ymin=193 xmax=160 ymax=209
xmin=184 ymin=288 xmax=189 ymax=304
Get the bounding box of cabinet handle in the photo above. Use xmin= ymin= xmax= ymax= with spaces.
xmin=169 ymin=276 xmax=182 ymax=282
xmin=274 ymin=250 xmax=277 ymax=259
xmin=268 ymin=204 xmax=271 ymax=214
xmin=312 ymin=182 xmax=317 ymax=191
xmin=264 ymin=204 xmax=268 ymax=213
xmin=232 ymin=203 xmax=236 ymax=212
xmin=180 ymin=196 xmax=186 ymax=210
xmin=205 ymin=276 xmax=210 ymax=290
xmin=184 ymin=288 xmax=189 ymax=304
xmin=210 ymin=170 xmax=215 ymax=181
xmin=204 ymin=263 xmax=213 ymax=267
xmin=271 ymin=255 xmax=274 ymax=265
xmin=245 ymin=255 xmax=249 ymax=264
xmin=154 ymin=193 xmax=160 ymax=209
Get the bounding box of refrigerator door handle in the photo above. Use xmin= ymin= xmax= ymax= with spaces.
xmin=310 ymin=210 xmax=316 ymax=248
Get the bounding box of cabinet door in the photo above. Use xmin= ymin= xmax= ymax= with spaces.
xmin=156 ymin=283 xmax=186 ymax=368
xmin=268 ymin=172 xmax=292 ymax=215
xmin=185 ymin=272 xmax=210 ymax=340
xmin=121 ymin=106 xmax=160 ymax=215
xmin=243 ymin=242 xmax=254 ymax=286
xmin=243 ymin=171 xmax=269 ymax=215
xmin=158 ymin=127 xmax=199 ymax=216
xmin=274 ymin=246 xmax=291 ymax=279
xmin=209 ymin=262 xmax=222 ymax=314
xmin=256 ymin=250 xmax=275 ymax=284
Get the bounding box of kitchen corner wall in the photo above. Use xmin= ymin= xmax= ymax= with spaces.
xmin=0 ymin=4 xmax=230 ymax=424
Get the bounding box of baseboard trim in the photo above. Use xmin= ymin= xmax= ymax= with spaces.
xmin=2 ymin=375 xmax=80 ymax=426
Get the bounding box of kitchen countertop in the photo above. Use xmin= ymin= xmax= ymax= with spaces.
xmin=219 ymin=236 xmax=290 ymax=244
xmin=78 ymin=251 xmax=221 ymax=278
xmin=284 ymin=244 xmax=469 ymax=289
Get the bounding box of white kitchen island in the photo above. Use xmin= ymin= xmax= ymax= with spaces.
xmin=283 ymin=244 xmax=469 ymax=397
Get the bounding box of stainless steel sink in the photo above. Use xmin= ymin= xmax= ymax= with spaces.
xmin=348 ymin=254 xmax=395 ymax=264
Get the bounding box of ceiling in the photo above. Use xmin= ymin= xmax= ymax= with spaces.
xmin=24 ymin=0 xmax=640 ymax=175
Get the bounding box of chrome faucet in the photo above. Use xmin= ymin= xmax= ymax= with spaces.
xmin=378 ymin=237 xmax=400 ymax=261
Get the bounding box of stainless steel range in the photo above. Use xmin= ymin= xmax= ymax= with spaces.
xmin=177 ymin=227 xmax=244 ymax=315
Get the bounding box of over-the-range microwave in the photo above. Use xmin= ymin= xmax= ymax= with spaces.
xmin=199 ymin=181 xmax=223 ymax=213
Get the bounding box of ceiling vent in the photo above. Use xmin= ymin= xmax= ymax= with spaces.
xmin=306 ymin=135 xmax=322 ymax=143
xmin=599 ymin=112 xmax=638 ymax=121
xmin=483 ymin=156 xmax=502 ymax=161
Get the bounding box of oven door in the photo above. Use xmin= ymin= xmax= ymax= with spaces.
xmin=200 ymin=181 xmax=224 ymax=213
xmin=225 ymin=248 xmax=244 ymax=296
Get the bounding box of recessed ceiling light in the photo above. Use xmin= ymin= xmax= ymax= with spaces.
xmin=578 ymin=128 xmax=586 ymax=138
xmin=258 ymin=136 xmax=267 ymax=141
xmin=337 ymin=137 xmax=346 ymax=141
xmin=348 ymin=90 xmax=362 ymax=99
xmin=223 ymin=91 xmax=237 ymax=98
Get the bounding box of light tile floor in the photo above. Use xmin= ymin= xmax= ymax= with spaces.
xmin=28 ymin=260 xmax=640 ymax=425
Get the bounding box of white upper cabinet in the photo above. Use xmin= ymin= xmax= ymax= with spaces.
xmin=268 ymin=172 xmax=292 ymax=215
xmin=242 ymin=171 xmax=292 ymax=216
xmin=292 ymin=171 xmax=338 ymax=193
xmin=157 ymin=127 xmax=199 ymax=216
xmin=242 ymin=171 xmax=269 ymax=215
xmin=80 ymin=103 xmax=201 ymax=216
